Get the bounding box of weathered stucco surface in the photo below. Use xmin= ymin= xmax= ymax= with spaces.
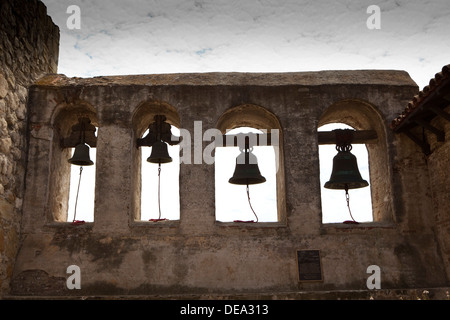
xmin=1 ymin=0 xmax=449 ymax=299
xmin=9 ymin=70 xmax=449 ymax=297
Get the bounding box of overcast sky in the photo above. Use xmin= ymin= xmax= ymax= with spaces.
xmin=42 ymin=0 xmax=448 ymax=223
xmin=41 ymin=0 xmax=450 ymax=89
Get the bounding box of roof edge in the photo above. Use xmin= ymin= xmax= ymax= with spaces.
xmin=32 ymin=70 xmax=417 ymax=88
xmin=391 ymin=64 xmax=450 ymax=130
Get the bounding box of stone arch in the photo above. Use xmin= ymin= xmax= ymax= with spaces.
xmin=318 ymin=98 xmax=386 ymax=132
xmin=132 ymin=100 xmax=180 ymax=138
xmin=216 ymin=103 xmax=281 ymax=134
xmin=51 ymin=100 xmax=99 ymax=137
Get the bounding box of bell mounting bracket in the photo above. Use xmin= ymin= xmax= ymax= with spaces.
xmin=333 ymin=129 xmax=355 ymax=152
xmin=137 ymin=115 xmax=181 ymax=148
xmin=61 ymin=117 xmax=97 ymax=148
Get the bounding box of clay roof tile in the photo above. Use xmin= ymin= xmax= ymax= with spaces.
xmin=391 ymin=64 xmax=450 ymax=130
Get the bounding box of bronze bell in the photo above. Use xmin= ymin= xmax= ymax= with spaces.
xmin=324 ymin=149 xmax=368 ymax=190
xmin=229 ymin=148 xmax=266 ymax=185
xmin=147 ymin=140 xmax=172 ymax=164
xmin=68 ymin=143 xmax=94 ymax=166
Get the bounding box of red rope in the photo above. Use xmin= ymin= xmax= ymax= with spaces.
xmin=149 ymin=218 xmax=168 ymax=222
xmin=71 ymin=220 xmax=85 ymax=225
xmin=234 ymin=184 xmax=259 ymax=223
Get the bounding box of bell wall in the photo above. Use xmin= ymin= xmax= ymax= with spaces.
xmin=8 ymin=71 xmax=449 ymax=297
xmin=2 ymin=0 xmax=449 ymax=299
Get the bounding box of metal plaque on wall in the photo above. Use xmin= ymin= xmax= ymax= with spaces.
xmin=296 ymin=250 xmax=323 ymax=282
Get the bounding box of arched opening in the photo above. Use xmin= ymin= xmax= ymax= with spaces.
xmin=140 ymin=125 xmax=180 ymax=221
xmin=50 ymin=102 xmax=98 ymax=223
xmin=215 ymin=104 xmax=285 ymax=224
xmin=67 ymin=137 xmax=97 ymax=222
xmin=131 ymin=100 xmax=181 ymax=222
xmin=318 ymin=99 xmax=392 ymax=223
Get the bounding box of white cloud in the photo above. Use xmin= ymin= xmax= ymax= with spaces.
xmin=41 ymin=0 xmax=450 ymax=88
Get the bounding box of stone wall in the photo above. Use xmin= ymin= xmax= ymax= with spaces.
xmin=1 ymin=0 xmax=448 ymax=299
xmin=426 ymin=104 xmax=450 ymax=279
xmin=390 ymin=65 xmax=450 ymax=281
xmin=9 ymin=71 xmax=448 ymax=297
xmin=0 ymin=0 xmax=59 ymax=295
